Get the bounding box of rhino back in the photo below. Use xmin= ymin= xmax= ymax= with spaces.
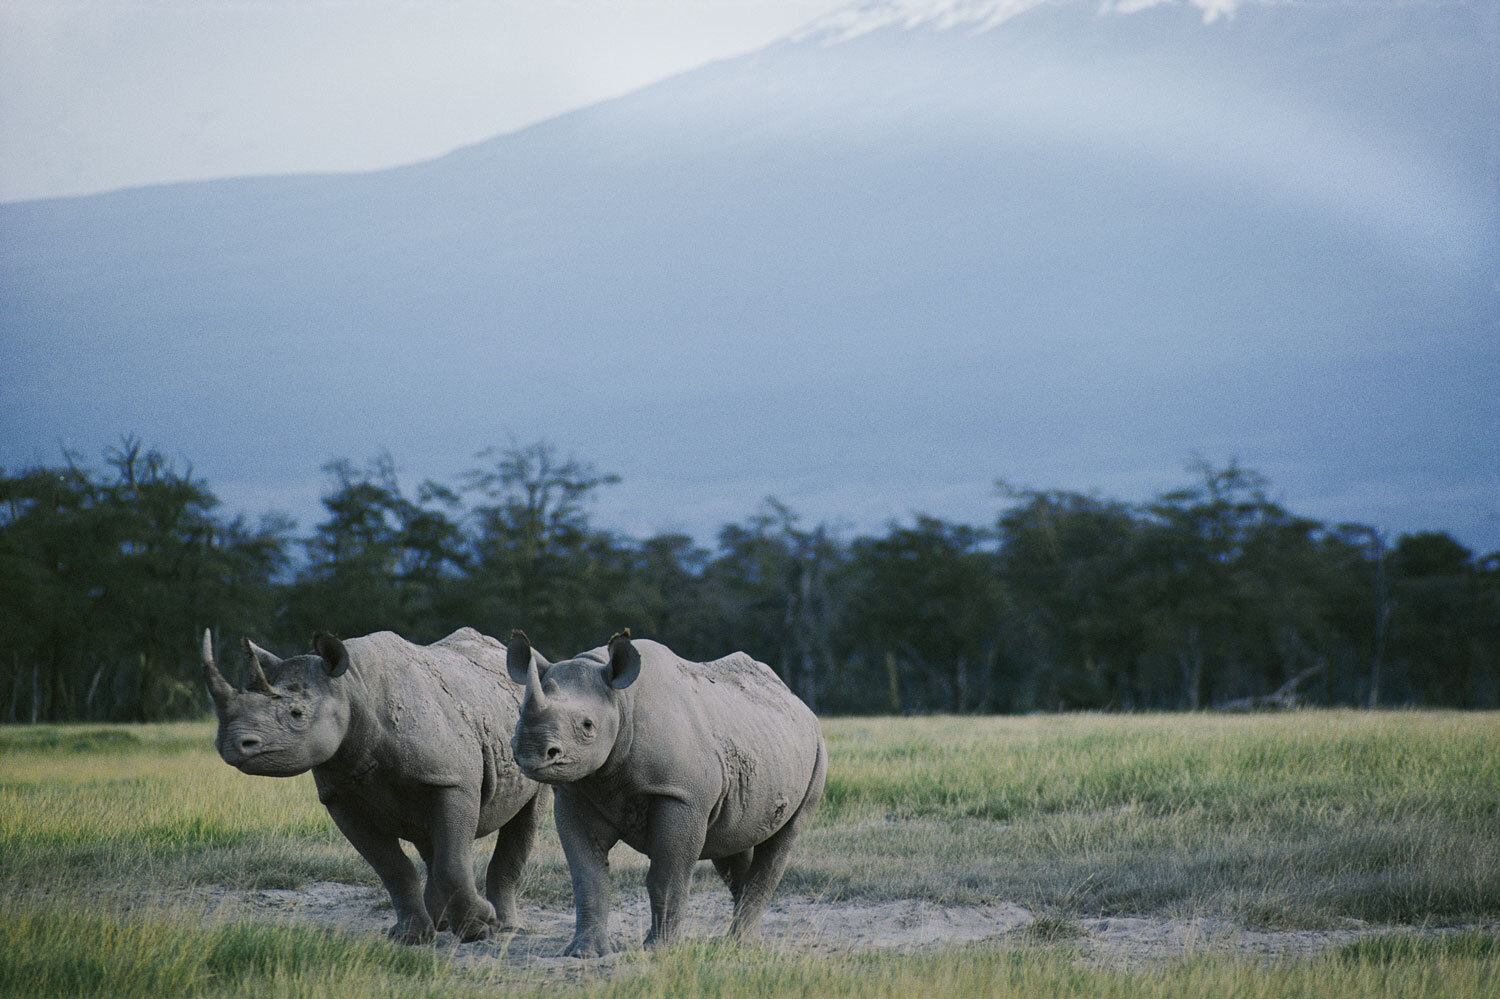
xmin=631 ymin=641 xmax=822 ymax=855
xmin=332 ymin=630 xmax=527 ymax=806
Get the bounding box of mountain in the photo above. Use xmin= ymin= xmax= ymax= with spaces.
xmin=2 ymin=0 xmax=1496 ymax=548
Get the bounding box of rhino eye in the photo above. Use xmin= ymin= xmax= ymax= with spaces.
xmin=289 ymin=707 xmax=305 ymax=721
xmin=581 ymin=719 xmax=595 ymax=732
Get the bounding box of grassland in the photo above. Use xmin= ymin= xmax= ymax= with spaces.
xmin=1 ymin=711 xmax=1496 ymax=997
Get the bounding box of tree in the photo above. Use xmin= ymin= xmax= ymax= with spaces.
xmin=1 ymin=438 xmax=288 ymax=721
xmin=287 ymin=453 xmax=466 ymax=642
xmin=846 ymin=516 xmax=1001 ymax=713
xmin=702 ymin=500 xmax=843 ymax=712
xmin=1387 ymin=532 xmax=1491 ymax=707
xmin=459 ymin=441 xmax=622 ymax=652
xmin=995 ymin=488 xmax=1146 ymax=709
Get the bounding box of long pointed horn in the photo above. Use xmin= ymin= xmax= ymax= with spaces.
xmin=201 ymin=629 xmax=234 ymax=708
xmin=241 ymin=637 xmax=274 ymax=694
xmin=525 ymin=653 xmax=548 ymax=711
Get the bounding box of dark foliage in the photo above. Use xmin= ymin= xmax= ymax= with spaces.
xmin=3 ymin=439 xmax=1496 ymax=721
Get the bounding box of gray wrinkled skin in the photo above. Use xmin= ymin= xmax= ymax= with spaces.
xmin=507 ymin=629 xmax=826 ymax=956
xmin=203 ymin=627 xmax=548 ymax=945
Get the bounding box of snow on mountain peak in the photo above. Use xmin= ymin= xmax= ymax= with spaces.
xmin=793 ymin=0 xmax=1259 ymax=44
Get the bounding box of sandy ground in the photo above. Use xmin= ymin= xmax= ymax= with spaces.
xmin=188 ymin=879 xmax=1487 ymax=978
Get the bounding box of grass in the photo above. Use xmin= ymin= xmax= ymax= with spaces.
xmin=1 ymin=711 xmax=1497 ymax=996
xmin=796 ymin=712 xmax=1500 ymax=926
xmin=1 ymin=905 xmax=1495 ymax=999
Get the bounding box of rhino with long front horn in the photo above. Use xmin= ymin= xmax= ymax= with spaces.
xmin=203 ymin=627 xmax=550 ymax=944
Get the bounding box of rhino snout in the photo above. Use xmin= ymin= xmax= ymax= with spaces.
xmin=220 ymin=727 xmax=266 ymax=766
xmin=513 ymin=741 xmax=566 ymax=778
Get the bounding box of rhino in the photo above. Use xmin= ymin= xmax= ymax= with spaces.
xmin=505 ymin=628 xmax=826 ymax=956
xmin=202 ymin=627 xmax=548 ymax=944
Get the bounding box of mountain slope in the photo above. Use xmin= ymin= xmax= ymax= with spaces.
xmin=2 ymin=0 xmax=1496 ymax=545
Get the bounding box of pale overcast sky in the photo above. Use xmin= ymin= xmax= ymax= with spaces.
xmin=0 ymin=0 xmax=845 ymax=203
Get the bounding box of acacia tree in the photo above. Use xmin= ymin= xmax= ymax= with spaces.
xmin=459 ymin=441 xmax=622 ymax=653
xmin=994 ymin=488 xmax=1146 ymax=709
xmin=1138 ymin=460 xmax=1284 ymax=708
xmin=286 ymin=453 xmax=466 ymax=643
xmin=606 ymin=533 xmax=719 ymax=658
xmin=845 ymin=516 xmax=1001 ymax=713
xmin=699 ymin=500 xmax=843 ymax=712
xmin=1386 ymin=532 xmax=1495 ymax=707
xmin=1 ymin=438 xmax=288 ymax=721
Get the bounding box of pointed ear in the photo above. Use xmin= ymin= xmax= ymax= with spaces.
xmin=507 ymin=629 xmax=538 ymax=686
xmin=241 ymin=637 xmax=278 ymax=692
xmin=606 ymin=629 xmax=641 ymax=690
xmin=312 ymin=632 xmax=349 ymax=678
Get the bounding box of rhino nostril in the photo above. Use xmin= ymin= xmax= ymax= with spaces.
xmin=238 ymin=735 xmax=262 ymax=754
xmin=546 ymin=746 xmax=561 ymax=760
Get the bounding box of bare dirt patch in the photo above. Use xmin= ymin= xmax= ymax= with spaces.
xmin=186 ymin=880 xmax=1487 ymax=976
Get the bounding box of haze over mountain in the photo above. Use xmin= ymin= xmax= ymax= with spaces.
xmin=2 ymin=0 xmax=1496 ymax=549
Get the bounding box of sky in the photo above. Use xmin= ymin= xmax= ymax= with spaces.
xmin=3 ymin=0 xmax=1495 ymax=553
xmin=0 ymin=0 xmax=846 ymax=203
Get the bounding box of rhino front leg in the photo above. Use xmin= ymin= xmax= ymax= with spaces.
xmin=324 ymin=800 xmax=434 ymax=944
xmin=428 ymin=786 xmax=496 ymax=942
xmin=556 ymin=791 xmax=618 ymax=957
xmin=485 ymin=786 xmax=549 ymax=931
xmin=643 ymin=797 xmax=709 ymax=950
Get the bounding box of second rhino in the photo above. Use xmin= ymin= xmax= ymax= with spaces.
xmin=506 ymin=629 xmax=825 ymax=956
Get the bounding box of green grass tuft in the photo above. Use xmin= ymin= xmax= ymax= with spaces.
xmin=0 ymin=901 xmax=447 ymax=999
xmin=2 ymin=712 xmax=1499 ymax=997
xmin=1337 ymin=931 xmax=1500 ymax=965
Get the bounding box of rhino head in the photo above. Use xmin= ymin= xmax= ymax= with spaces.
xmin=202 ymin=629 xmax=353 ymax=777
xmin=506 ymin=628 xmax=640 ymax=784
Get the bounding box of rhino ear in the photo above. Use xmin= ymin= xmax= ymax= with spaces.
xmin=506 ymin=630 xmax=537 ymax=686
xmin=606 ymin=629 xmax=641 ymax=690
xmin=312 ymin=632 xmax=349 ymax=678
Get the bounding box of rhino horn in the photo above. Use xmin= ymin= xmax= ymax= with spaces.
xmin=241 ymin=637 xmax=276 ymax=694
xmin=201 ymin=629 xmax=235 ymax=708
xmin=525 ymin=653 xmax=548 ymax=711
xmin=507 ymin=630 xmax=548 ymax=711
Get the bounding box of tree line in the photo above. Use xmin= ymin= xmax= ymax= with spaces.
xmin=3 ymin=437 xmax=1496 ymax=722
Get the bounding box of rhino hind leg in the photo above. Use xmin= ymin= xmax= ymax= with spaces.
xmin=726 ymin=741 xmax=827 ymax=942
xmin=712 ymin=850 xmax=754 ymax=902
xmin=413 ymin=838 xmax=445 ymax=930
xmin=485 ymin=786 xmax=549 ymax=931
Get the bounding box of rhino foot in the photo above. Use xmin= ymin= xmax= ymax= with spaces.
xmin=643 ymin=927 xmax=684 ymax=951
xmin=454 ymin=919 xmax=493 ymax=943
xmin=562 ymin=928 xmax=614 ymax=958
xmin=388 ymin=915 xmax=437 ymax=946
xmin=451 ymin=905 xmax=498 ymax=943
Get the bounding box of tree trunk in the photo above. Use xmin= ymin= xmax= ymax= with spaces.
xmin=85 ymin=665 xmax=106 ymax=718
xmin=886 ymin=650 xmax=902 ymax=714
xmin=1178 ymin=626 xmax=1204 ymax=710
xmin=1369 ymin=534 xmax=1390 ymax=709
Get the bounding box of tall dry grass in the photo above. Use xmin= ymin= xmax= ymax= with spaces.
xmin=2 ymin=711 xmax=1497 ymax=997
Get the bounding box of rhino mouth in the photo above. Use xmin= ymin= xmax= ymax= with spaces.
xmin=220 ymin=742 xmax=305 ymax=777
xmin=514 ymin=753 xmax=582 ymax=784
